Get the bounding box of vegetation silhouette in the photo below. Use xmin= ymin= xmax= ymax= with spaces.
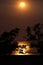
xmin=0 ymin=28 xmax=20 ymax=55
xmin=33 ymin=23 xmax=43 ymax=54
xmin=26 ymin=23 xmax=43 ymax=55
xmin=26 ymin=26 xmax=36 ymax=41
xmin=0 ymin=23 xmax=43 ymax=55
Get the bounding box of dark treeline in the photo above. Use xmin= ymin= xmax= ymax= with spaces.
xmin=26 ymin=23 xmax=43 ymax=55
xmin=0 ymin=28 xmax=20 ymax=55
xmin=0 ymin=23 xmax=43 ymax=55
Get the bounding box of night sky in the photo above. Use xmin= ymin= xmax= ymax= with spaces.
xmin=0 ymin=0 xmax=43 ymax=41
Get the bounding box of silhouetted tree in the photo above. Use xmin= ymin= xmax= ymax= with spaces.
xmin=33 ymin=23 xmax=43 ymax=54
xmin=26 ymin=26 xmax=31 ymax=40
xmin=26 ymin=23 xmax=43 ymax=55
xmin=26 ymin=26 xmax=36 ymax=41
xmin=0 ymin=28 xmax=20 ymax=55
xmin=33 ymin=23 xmax=42 ymax=40
xmin=37 ymin=41 xmax=43 ymax=55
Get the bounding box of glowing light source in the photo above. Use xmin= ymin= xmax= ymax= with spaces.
xmin=19 ymin=2 xmax=26 ymax=8
xmin=11 ymin=41 xmax=30 ymax=55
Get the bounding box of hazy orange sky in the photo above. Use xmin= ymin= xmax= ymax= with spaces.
xmin=0 ymin=0 xmax=43 ymax=40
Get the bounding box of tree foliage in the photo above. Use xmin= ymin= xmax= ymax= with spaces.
xmin=26 ymin=23 xmax=43 ymax=55
xmin=0 ymin=28 xmax=20 ymax=55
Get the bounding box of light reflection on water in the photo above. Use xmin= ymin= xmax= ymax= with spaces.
xmin=11 ymin=41 xmax=39 ymax=55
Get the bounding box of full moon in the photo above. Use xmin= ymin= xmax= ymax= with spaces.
xmin=19 ymin=2 xmax=26 ymax=8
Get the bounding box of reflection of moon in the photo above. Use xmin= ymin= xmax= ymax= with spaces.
xmin=19 ymin=2 xmax=26 ymax=8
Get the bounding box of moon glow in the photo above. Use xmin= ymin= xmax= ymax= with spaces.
xmin=19 ymin=2 xmax=26 ymax=8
